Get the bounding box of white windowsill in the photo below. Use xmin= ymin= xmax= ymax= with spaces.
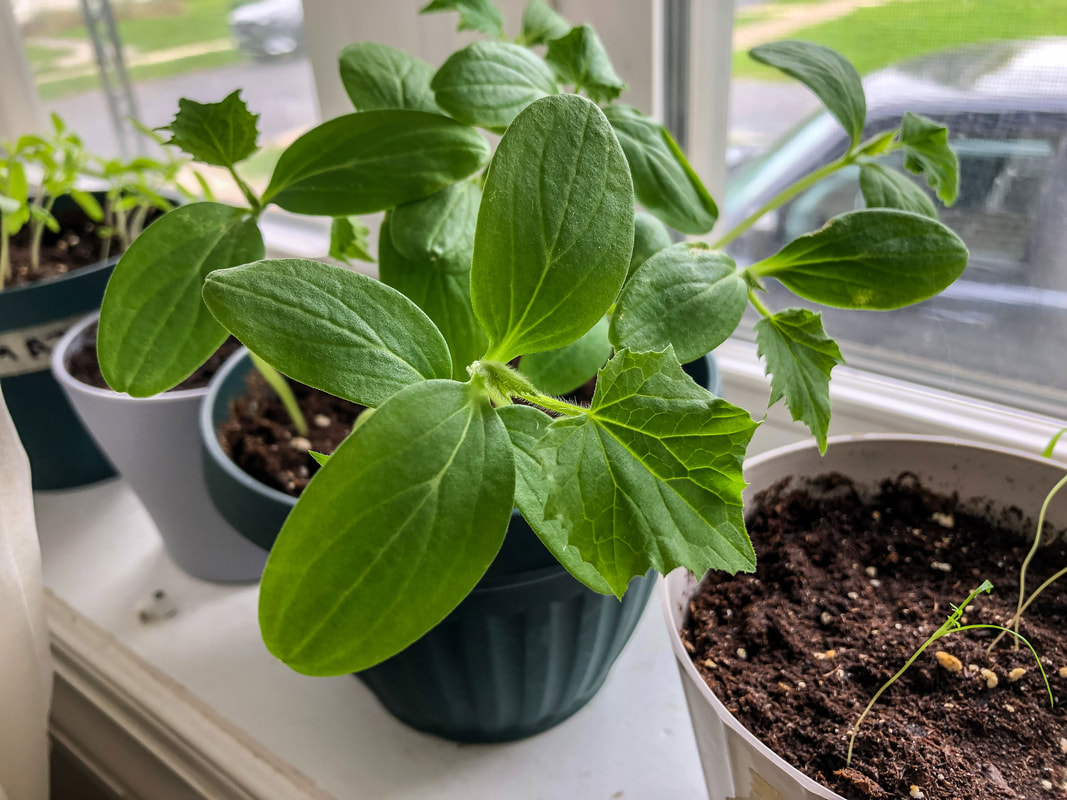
xmin=35 ymin=339 xmax=1064 ymax=798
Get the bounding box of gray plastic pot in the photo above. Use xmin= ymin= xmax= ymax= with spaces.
xmin=51 ymin=314 xmax=268 ymax=583
xmin=0 ymin=193 xmax=120 ymax=490
xmin=663 ymin=434 xmax=1067 ymax=800
xmin=201 ymin=347 xmax=721 ymax=741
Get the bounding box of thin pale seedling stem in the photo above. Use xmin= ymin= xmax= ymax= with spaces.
xmin=748 ymin=290 xmax=773 ymax=319
xmin=987 ymin=473 xmax=1067 ymax=653
xmin=0 ymin=216 xmax=10 ymax=288
xmin=250 ymin=353 xmax=309 ymax=436
xmin=848 ymin=581 xmax=1052 ymax=767
xmin=28 ymin=194 xmax=57 ymax=271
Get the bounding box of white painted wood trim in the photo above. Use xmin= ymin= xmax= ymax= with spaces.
xmin=0 ymin=0 xmax=42 ymax=139
xmin=715 ymin=338 xmax=1067 ymax=458
xmin=46 ymin=592 xmax=332 ymax=800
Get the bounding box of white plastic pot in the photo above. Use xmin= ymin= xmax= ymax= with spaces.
xmin=663 ymin=434 xmax=1067 ymax=800
xmin=51 ymin=313 xmax=268 ymax=583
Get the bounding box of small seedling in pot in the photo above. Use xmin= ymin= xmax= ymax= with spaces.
xmin=98 ymin=0 xmax=971 ymax=677
xmin=986 ymin=430 xmax=1067 ymax=653
xmin=847 ymin=580 xmax=1052 ymax=768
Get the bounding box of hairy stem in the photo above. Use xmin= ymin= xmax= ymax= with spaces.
xmin=0 ymin=216 xmax=10 ymax=288
xmin=249 ymin=353 xmax=309 ymax=437
xmin=748 ymin=290 xmax=773 ymax=319
xmin=228 ymin=165 xmax=262 ymax=215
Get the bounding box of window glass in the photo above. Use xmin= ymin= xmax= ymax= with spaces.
xmin=14 ymin=0 xmax=318 ymax=203
xmin=727 ymin=4 xmax=1067 ymax=414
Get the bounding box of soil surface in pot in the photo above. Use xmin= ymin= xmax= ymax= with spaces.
xmin=683 ymin=473 xmax=1067 ymax=800
xmin=6 ymin=207 xmax=156 ymax=288
xmin=220 ymin=369 xmax=599 ymax=497
xmin=67 ymin=321 xmax=241 ymax=392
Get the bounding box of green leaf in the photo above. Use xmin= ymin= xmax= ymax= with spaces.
xmin=899 ymin=112 xmax=959 ymax=205
xmin=471 ymin=94 xmax=633 ymax=359
xmin=520 ymin=0 xmax=570 ymax=45
xmin=329 ymin=217 xmax=374 ymax=264
xmin=420 ymin=0 xmax=504 ymax=37
xmin=164 ymin=91 xmax=259 ymax=168
xmin=520 ymin=316 xmax=611 ymax=396
xmin=535 ymin=348 xmax=758 ymax=597
xmin=749 ymin=41 xmax=865 ymax=148
xmin=754 ymin=308 xmax=844 ymax=453
xmin=389 ymin=179 xmax=480 ymax=264
xmin=753 ymin=209 xmax=968 ymax=310
xmin=611 ymin=243 xmax=747 ymax=364
xmin=379 ymin=214 xmax=487 ymax=381
xmin=604 ymin=104 xmax=717 ymax=235
xmin=259 ymin=379 xmax=515 ymax=675
xmin=432 ymin=41 xmax=558 ymax=132
xmin=629 ymin=210 xmax=672 ymax=279
xmin=338 ymin=42 xmax=439 ymax=113
xmin=859 ymin=163 xmax=937 ymax=219
xmin=202 ymin=258 xmax=452 ymax=407
xmin=69 ymin=189 xmax=104 ymax=222
xmin=98 ymin=202 xmax=263 ymax=396
xmin=308 ymin=450 xmax=331 ymax=466
xmin=1043 ymin=427 xmax=1067 ymax=459
xmin=0 ymin=194 xmax=19 ymax=215
xmin=497 ymin=404 xmax=612 ymax=594
xmin=545 ymin=24 xmax=626 ymax=103
xmin=263 ymin=111 xmax=490 ymax=216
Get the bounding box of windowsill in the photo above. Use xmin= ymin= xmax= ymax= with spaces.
xmin=34 ymin=339 xmax=1064 ymax=798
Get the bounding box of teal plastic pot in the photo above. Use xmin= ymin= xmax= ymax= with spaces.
xmin=0 ymin=195 xmax=119 ymax=490
xmin=202 ymin=348 xmax=720 ymax=742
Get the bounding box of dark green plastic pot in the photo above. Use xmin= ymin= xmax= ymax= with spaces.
xmin=0 ymin=195 xmax=119 ymax=490
xmin=202 ymin=348 xmax=721 ymax=742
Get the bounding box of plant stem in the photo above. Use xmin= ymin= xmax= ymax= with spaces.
xmin=748 ymin=290 xmax=773 ymax=319
xmin=228 ymin=165 xmax=262 ymax=215
xmin=712 ymin=153 xmax=854 ymax=251
xmin=846 ymin=581 xmax=990 ymax=767
xmin=954 ymin=624 xmax=1053 ymax=707
xmin=249 ymin=353 xmax=309 ymax=436
xmin=516 ymin=391 xmax=587 ymax=417
xmin=0 ymin=216 xmax=10 ymax=288
xmin=29 ymin=195 xmax=56 ymax=271
xmin=991 ymin=473 xmax=1067 ymax=652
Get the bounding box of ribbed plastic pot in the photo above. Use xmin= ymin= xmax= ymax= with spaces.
xmin=662 ymin=434 xmax=1067 ymax=800
xmin=202 ymin=347 xmax=722 ymax=741
xmin=0 ymin=194 xmax=119 ymax=490
xmin=51 ymin=314 xmax=268 ymax=583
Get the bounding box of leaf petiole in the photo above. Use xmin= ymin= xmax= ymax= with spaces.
xmin=227 ymin=164 xmax=262 ymax=214
xmin=249 ymin=352 xmax=309 ymax=436
xmin=748 ymin=289 xmax=773 ymax=319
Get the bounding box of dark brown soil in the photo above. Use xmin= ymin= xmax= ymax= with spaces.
xmin=5 ymin=205 xmax=153 ymax=288
xmin=218 ymin=369 xmax=366 ymax=497
xmin=684 ymin=473 xmax=1067 ymax=800
xmin=221 ymin=365 xmax=599 ymax=496
xmin=66 ymin=321 xmax=241 ymax=392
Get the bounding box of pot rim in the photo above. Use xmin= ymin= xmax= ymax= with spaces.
xmin=0 ymin=252 xmax=119 ymax=300
xmin=201 ymin=347 xmax=648 ymax=593
xmin=51 ymin=311 xmax=212 ymax=403
xmin=660 ymin=433 xmax=1066 ymax=800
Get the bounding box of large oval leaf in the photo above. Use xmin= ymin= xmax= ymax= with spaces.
xmin=604 ymin=104 xmax=717 ymax=235
xmin=520 ymin=316 xmax=611 ymax=396
xmin=202 ymin=258 xmax=452 ymax=407
xmin=98 ymin=202 xmax=263 ymax=396
xmin=629 ymin=210 xmax=671 ymax=279
xmin=389 ymin=179 xmax=480 ymax=264
xmin=432 ymin=41 xmax=557 ymax=131
xmin=262 ymin=111 xmax=490 ymax=216
xmin=259 ymin=379 xmax=515 ymax=675
xmin=750 ymin=40 xmax=866 ymax=148
xmin=338 ymin=42 xmax=439 ymax=113
xmin=611 ymin=243 xmax=747 ymax=363
xmin=470 ymin=94 xmax=633 ymax=360
xmin=379 ymin=214 xmax=487 ymax=380
xmin=753 ymin=209 xmax=968 ymax=310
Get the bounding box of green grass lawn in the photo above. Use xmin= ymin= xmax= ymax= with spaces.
xmin=38 ymin=49 xmax=243 ymax=100
xmin=24 ymin=42 xmax=70 ymax=73
xmin=734 ymin=0 xmax=1067 ymax=78
xmin=57 ymin=0 xmax=234 ymax=53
